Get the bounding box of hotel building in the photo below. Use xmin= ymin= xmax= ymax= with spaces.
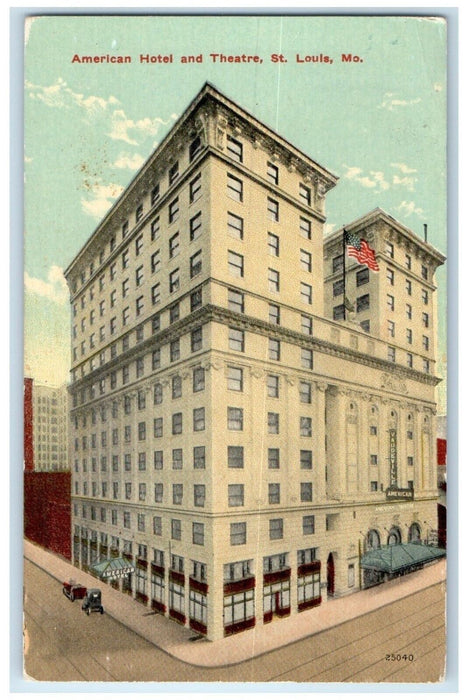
xmin=24 ymin=378 xmax=69 ymax=472
xmin=64 ymin=83 xmax=445 ymax=641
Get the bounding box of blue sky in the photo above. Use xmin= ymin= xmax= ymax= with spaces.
xmin=23 ymin=15 xmax=447 ymax=403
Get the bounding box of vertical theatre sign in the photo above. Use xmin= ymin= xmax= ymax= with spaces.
xmin=386 ymin=428 xmax=414 ymax=500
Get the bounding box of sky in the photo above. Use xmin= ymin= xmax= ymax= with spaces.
xmin=22 ymin=14 xmax=447 ymax=407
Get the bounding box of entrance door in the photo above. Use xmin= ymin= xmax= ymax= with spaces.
xmin=327 ymin=553 xmax=335 ymax=597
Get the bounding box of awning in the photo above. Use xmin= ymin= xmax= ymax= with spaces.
xmin=360 ymin=543 xmax=446 ymax=574
xmin=89 ymin=557 xmax=135 ymax=579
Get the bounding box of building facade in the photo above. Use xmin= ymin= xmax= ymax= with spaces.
xmin=64 ymin=83 xmax=444 ymax=641
xmin=24 ymin=378 xmax=69 ymax=472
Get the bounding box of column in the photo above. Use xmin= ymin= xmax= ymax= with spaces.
xmin=313 ymin=381 xmax=327 ymax=502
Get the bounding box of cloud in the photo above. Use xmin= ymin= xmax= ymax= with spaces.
xmin=25 ymin=77 xmax=120 ymax=114
xmin=391 ymin=162 xmax=417 ymax=175
xmin=24 ymin=265 xmax=69 ymax=305
xmin=113 ymin=152 xmax=145 ymax=170
xmin=396 ymin=200 xmax=425 ymax=219
xmin=108 ymin=109 xmax=176 ymax=145
xmin=81 ymin=181 xmax=124 ymax=219
xmin=324 ymin=223 xmax=336 ymax=236
xmin=342 ymin=164 xmax=389 ymax=191
xmin=378 ymin=92 xmax=422 ymax=110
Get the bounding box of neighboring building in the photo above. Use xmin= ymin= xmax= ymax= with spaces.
xmin=24 ymin=470 xmax=71 ymax=559
xmin=437 ymin=436 xmax=447 ymax=549
xmin=26 ymin=379 xmax=69 ymax=472
xmin=64 ymin=83 xmax=445 ymax=641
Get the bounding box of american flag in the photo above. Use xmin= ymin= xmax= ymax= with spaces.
xmin=345 ymin=231 xmax=380 ymax=272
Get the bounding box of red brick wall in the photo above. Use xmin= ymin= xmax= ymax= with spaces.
xmin=24 ymin=471 xmax=71 ymax=559
xmin=24 ymin=378 xmax=34 ymax=472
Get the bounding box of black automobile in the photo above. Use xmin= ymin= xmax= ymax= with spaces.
xmin=81 ymin=588 xmax=104 ymax=615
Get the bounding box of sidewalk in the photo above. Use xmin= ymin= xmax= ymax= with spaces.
xmin=24 ymin=539 xmax=446 ymax=668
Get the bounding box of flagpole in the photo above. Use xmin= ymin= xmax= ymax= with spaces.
xmin=342 ymin=228 xmax=346 ymax=321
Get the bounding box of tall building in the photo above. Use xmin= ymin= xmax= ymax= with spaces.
xmin=24 ymin=378 xmax=69 ymax=472
xmin=64 ymin=83 xmax=445 ymax=641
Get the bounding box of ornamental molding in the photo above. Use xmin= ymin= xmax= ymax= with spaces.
xmin=380 ymin=372 xmax=409 ymax=395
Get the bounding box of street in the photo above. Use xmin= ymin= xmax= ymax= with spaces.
xmin=24 ymin=558 xmax=446 ymax=683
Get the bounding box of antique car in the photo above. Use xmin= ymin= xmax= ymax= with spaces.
xmin=81 ymin=588 xmax=104 ymax=615
xmin=62 ymin=580 xmax=87 ymax=602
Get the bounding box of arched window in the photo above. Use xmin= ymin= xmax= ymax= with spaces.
xmin=408 ymin=523 xmax=421 ymax=543
xmin=387 ymin=527 xmax=402 ymax=546
xmin=366 ymin=529 xmax=381 ymax=550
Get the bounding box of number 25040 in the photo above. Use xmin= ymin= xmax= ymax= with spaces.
xmin=385 ymin=653 xmax=414 ymax=662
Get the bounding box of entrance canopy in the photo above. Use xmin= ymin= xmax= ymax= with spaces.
xmin=90 ymin=557 xmax=135 ymax=579
xmin=360 ymin=543 xmax=445 ymax=574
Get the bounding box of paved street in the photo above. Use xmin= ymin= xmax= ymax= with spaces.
xmin=24 ymin=558 xmax=446 ymax=683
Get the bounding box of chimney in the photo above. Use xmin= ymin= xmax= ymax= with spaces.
xmin=424 ymin=224 xmax=428 ymax=243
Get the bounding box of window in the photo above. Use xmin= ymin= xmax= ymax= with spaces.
xmin=333 ymin=304 xmax=345 ymax=321
xmin=227 ymin=407 xmax=243 ymax=431
xmin=422 ymin=289 xmax=429 ymax=305
xmin=300 ymin=282 xmax=313 ymax=305
xmin=151 ymin=250 xmax=161 ymax=274
xmin=169 ymin=269 xmax=180 ymax=294
xmin=268 ymin=448 xmax=280 ymax=470
xmin=423 ymin=358 xmax=430 ymax=373
xmin=267 ymin=197 xmax=279 ymax=222
xmin=299 ymin=183 xmax=311 ymax=206
xmin=154 ymin=450 xmax=163 ymax=470
xmin=268 ymin=233 xmax=279 ymax=257
xmin=228 ymin=446 xmax=244 ymax=469
xmin=190 ymin=250 xmax=202 ymax=278
xmin=154 ymin=483 xmax=163 ymax=503
xmin=267 ymin=374 xmax=279 ymax=398
xmin=169 ymin=198 xmax=179 ymax=224
xmin=191 ymin=288 xmax=202 ymax=311
xmin=303 ymin=515 xmax=315 ymax=535
xmin=267 ymin=161 xmax=279 ymax=185
xmin=151 ymin=284 xmax=160 ymax=306
xmin=152 ymin=348 xmax=161 ymax=369
xmin=268 ymin=412 xmax=279 ymax=434
xmin=192 ymin=523 xmax=205 ymax=546
xmin=388 ymin=346 xmax=396 ymax=362
xmin=169 ymin=161 xmax=179 ymax=185
xmin=172 ymin=449 xmax=183 ymax=470
xmin=301 ymin=349 xmax=313 ymax=369
xmin=227 ymin=174 xmax=243 ymax=202
xmin=300 ymin=217 xmax=312 ymax=240
xmin=172 ymin=413 xmax=183 ymax=435
xmin=151 ymin=183 xmax=160 ymax=205
xmin=193 ymin=446 xmax=206 ymax=470
xmin=300 ymin=249 xmax=312 ymax=273
xmin=269 ymin=338 xmax=280 ymax=361
xmin=189 ymin=135 xmax=202 ymax=161
xmin=227 ymin=135 xmax=243 ymax=162
xmin=356 ymin=294 xmax=370 ymax=312
xmin=388 ymin=320 xmax=395 ymax=338
xmin=422 ymin=312 xmax=429 ymax=328
xmin=229 ymin=328 xmax=245 ymax=352
xmin=125 ymin=482 xmax=132 ymax=500
xmin=407 ymin=353 xmax=413 ymax=368
xmin=139 ymin=482 xmax=147 ymax=501
xmin=370 ymin=454 xmax=378 ymax=466
xmin=228 ymin=289 xmax=244 ymax=313
xmin=122 ymin=249 xmax=129 ymax=270
xmin=405 ymin=253 xmax=412 ymax=270
xmin=300 ymin=450 xmax=313 ymax=470
xmin=300 ymin=381 xmax=312 ymax=404
xmin=356 ymin=268 xmax=369 ymax=286
xmin=153 ymin=516 xmax=162 ymax=536
xmin=228 ymin=366 xmax=243 ymax=391
xmin=423 ymin=335 xmax=429 ymax=351
xmin=151 ymin=217 xmax=160 ymax=240
xmin=122 ymin=278 xmax=129 ymax=298
xmin=387 ymin=294 xmax=395 ymax=311
xmin=301 ymin=315 xmax=313 ymax=335
xmin=228 ymin=250 xmax=244 ymax=277
xmin=230 ymin=522 xmax=247 ymax=545
xmin=228 ymin=484 xmax=244 ymax=507
xmin=269 ymin=518 xmax=283 ymax=540
xmin=300 ymin=416 xmax=312 ymax=437
xmin=193 ymin=366 xmax=205 ymax=392
xmin=173 ymin=483 xmax=183 ymax=505
xmin=191 ymin=327 xmax=203 ymax=353
xmin=189 ymin=212 xmax=202 ymax=241
xmin=171 ymin=519 xmax=181 ymax=541
xmin=136 ymin=296 xmax=144 ymax=316
xmin=169 ymin=303 xmax=180 ymax=324
xmin=406 ymin=328 xmax=413 ymax=344
xmin=265 ymin=483 xmax=280 ymax=505
xmin=193 ymin=407 xmax=205 ymax=431
xmin=269 ymin=303 xmax=280 ymax=325
xmin=122 ymin=307 xmax=130 ymax=326
xmin=154 ymin=417 xmax=163 ymax=437
xmin=138 ymin=421 xmax=146 ymax=441
xmin=135 ymin=234 xmax=143 ymax=255
xmin=190 ymin=173 xmax=202 ymax=202
xmin=405 ymin=279 xmax=412 ymax=295
xmin=385 ymin=241 xmax=394 ymax=258
xmin=300 ymin=482 xmax=313 ymax=502
xmin=169 ymin=232 xmax=179 ymax=258
xmin=172 ymin=375 xmax=182 ymax=399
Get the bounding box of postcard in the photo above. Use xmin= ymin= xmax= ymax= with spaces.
xmin=21 ymin=13 xmax=448 ymax=686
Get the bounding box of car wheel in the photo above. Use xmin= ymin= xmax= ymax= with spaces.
xmin=70 ymin=593 xmax=75 ymax=602
xmin=100 ymin=607 xmax=104 ymax=614
xmin=87 ymin=608 xmax=90 ymax=616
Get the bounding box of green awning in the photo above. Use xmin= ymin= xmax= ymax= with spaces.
xmin=90 ymin=557 xmax=135 ymax=579
xmin=360 ymin=543 xmax=446 ymax=573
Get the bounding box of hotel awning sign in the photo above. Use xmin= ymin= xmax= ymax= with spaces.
xmin=386 ymin=486 xmax=414 ymax=501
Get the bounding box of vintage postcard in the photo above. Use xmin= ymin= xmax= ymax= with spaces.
xmin=21 ymin=13 xmax=449 ymax=687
